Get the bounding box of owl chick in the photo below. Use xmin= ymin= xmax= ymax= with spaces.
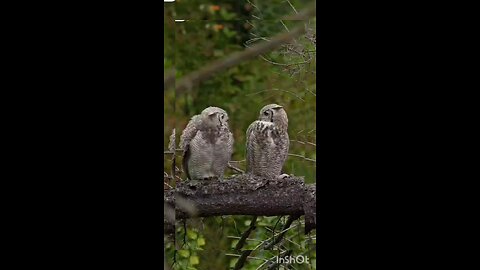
xmin=246 ymin=104 xmax=289 ymax=178
xmin=179 ymin=106 xmax=234 ymax=180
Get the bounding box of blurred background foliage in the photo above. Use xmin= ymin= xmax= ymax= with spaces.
xmin=165 ymin=1 xmax=316 ymax=269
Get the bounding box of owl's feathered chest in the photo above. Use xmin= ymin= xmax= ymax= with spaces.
xmin=199 ymin=127 xmax=230 ymax=145
xmin=252 ymin=121 xmax=287 ymax=146
xmin=246 ymin=120 xmax=289 ymax=176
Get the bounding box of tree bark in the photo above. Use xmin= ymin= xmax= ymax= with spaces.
xmin=164 ymin=174 xmax=316 ymax=235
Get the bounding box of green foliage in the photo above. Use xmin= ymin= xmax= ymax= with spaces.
xmin=169 ymin=216 xmax=316 ymax=270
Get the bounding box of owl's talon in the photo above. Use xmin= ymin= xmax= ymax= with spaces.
xmin=277 ymin=174 xmax=290 ymax=179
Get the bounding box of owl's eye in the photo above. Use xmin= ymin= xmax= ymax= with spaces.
xmin=263 ymin=111 xmax=269 ymax=115
xmin=221 ymin=115 xmax=225 ymax=119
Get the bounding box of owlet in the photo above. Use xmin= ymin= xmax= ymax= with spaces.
xmin=179 ymin=106 xmax=234 ymax=180
xmin=246 ymin=104 xmax=289 ymax=178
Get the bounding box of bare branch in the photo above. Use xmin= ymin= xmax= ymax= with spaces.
xmin=233 ymin=250 xmax=253 ymax=270
xmin=164 ymin=181 xmax=173 ymax=190
xmin=228 ymin=163 xmax=245 ymax=174
xmin=290 ymin=140 xmax=316 ymax=147
xmin=288 ymin=153 xmax=316 ymax=163
xmin=305 ymin=87 xmax=316 ymax=97
xmin=286 ymin=0 xmax=299 ymax=14
xmin=280 ymin=20 xmax=290 ymax=32
xmin=235 ymin=216 xmax=258 ymax=251
xmin=282 ymin=1 xmax=316 ymax=20
xmin=263 ymin=215 xmax=300 ymax=250
xmin=258 ymin=55 xmax=310 ymax=68
xmin=246 ymin=88 xmax=305 ymax=102
xmin=163 ymin=175 xmax=316 ymax=235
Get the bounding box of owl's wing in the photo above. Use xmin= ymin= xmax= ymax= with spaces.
xmin=279 ymin=131 xmax=290 ymax=174
xmin=227 ymin=129 xmax=234 ymax=158
xmin=245 ymin=121 xmax=260 ymax=173
xmin=179 ymin=116 xmax=199 ymax=180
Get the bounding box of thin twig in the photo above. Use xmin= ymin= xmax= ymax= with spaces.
xmin=227 ymin=236 xmax=262 ymax=242
xmin=285 ymin=0 xmax=298 ymax=14
xmin=164 ymin=182 xmax=173 ymax=190
xmin=288 ymin=153 xmax=316 ymax=163
xmin=246 ymin=0 xmax=259 ymax=12
xmin=270 ymin=216 xmax=284 ymax=252
xmin=259 ymin=55 xmax=310 ymax=67
xmin=264 ymin=215 xmax=300 ymax=250
xmin=305 ymin=87 xmax=316 ymax=97
xmin=228 ymin=163 xmax=245 ymax=174
xmin=246 ymin=88 xmax=305 ymax=102
xmin=251 ymin=224 xmax=300 ymax=252
xmin=245 ymin=37 xmax=271 ymax=45
xmin=283 ymin=235 xmax=303 ymax=249
xmin=283 ymin=1 xmax=316 ymax=20
xmin=290 ymin=140 xmax=316 ymax=147
xmin=255 ymin=252 xmax=282 ymax=270
xmin=226 ymin=253 xmax=267 ymax=262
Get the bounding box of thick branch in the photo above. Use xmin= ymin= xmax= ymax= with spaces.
xmin=164 ymin=174 xmax=316 ymax=235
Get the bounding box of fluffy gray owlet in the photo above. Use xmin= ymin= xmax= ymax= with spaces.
xmin=179 ymin=107 xmax=234 ymax=180
xmin=246 ymin=104 xmax=289 ymax=178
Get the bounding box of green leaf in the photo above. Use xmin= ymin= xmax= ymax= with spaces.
xmin=178 ymin=250 xmax=189 ymax=258
xmin=197 ymin=237 xmax=205 ymax=246
xmin=187 ymin=229 xmax=197 ymax=240
xmin=229 ymin=258 xmax=238 ymax=268
xmin=189 ymin=256 xmax=200 ymax=265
